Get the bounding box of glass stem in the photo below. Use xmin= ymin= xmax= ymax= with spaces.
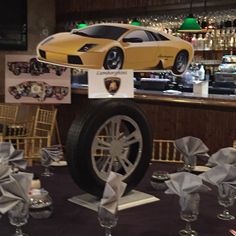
xmin=45 ymin=166 xmax=50 ymax=175
xmin=16 ymin=226 xmax=23 ymax=236
xmin=185 ymin=222 xmax=192 ymax=233
xmin=223 ymin=208 xmax=230 ymax=216
xmin=105 ymin=227 xmax=112 ymax=236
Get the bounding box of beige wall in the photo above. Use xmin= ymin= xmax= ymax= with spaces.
xmin=0 ymin=0 xmax=56 ymax=96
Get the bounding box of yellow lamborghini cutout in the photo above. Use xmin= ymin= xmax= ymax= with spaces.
xmin=37 ymin=23 xmax=194 ymax=75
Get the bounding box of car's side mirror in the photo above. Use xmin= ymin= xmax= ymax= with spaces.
xmin=122 ymin=37 xmax=143 ymax=43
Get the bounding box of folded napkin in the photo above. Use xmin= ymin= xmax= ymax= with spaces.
xmin=175 ymin=136 xmax=209 ymax=168
xmin=200 ymin=164 xmax=236 ymax=196
xmin=41 ymin=145 xmax=63 ymax=162
xmin=0 ymin=171 xmax=33 ymax=214
xmin=0 ymin=159 xmax=11 ymax=183
xmin=206 ymin=147 xmax=236 ymax=167
xmin=100 ymin=171 xmax=127 ymax=214
xmin=0 ymin=142 xmax=26 ymax=169
xmin=165 ymin=172 xmax=210 ymax=210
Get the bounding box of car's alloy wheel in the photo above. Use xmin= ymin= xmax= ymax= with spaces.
xmin=104 ymin=47 xmax=124 ymax=70
xmin=172 ymin=50 xmax=189 ymax=75
xmin=66 ymin=99 xmax=152 ymax=197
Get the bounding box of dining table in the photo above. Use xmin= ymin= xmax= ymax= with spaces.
xmin=0 ymin=162 xmax=236 ymax=236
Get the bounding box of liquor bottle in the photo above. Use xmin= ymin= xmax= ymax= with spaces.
xmin=197 ymin=34 xmax=204 ymax=50
xmin=198 ymin=64 xmax=205 ymax=81
xmin=191 ymin=34 xmax=197 ymax=50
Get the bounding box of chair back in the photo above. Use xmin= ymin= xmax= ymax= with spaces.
xmin=32 ymin=107 xmax=57 ymax=138
xmin=152 ymin=139 xmax=183 ymax=163
xmin=0 ymin=104 xmax=18 ymax=124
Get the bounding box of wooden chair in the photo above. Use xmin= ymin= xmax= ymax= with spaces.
xmin=3 ymin=107 xmax=58 ymax=165
xmin=0 ymin=104 xmax=19 ymax=141
xmin=152 ymin=139 xmax=183 ymax=163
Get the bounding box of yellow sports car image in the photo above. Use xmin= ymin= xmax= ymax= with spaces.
xmin=37 ymin=23 xmax=194 ymax=75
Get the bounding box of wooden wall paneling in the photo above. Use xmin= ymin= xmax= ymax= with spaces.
xmin=136 ymin=100 xmax=236 ymax=154
xmin=58 ymin=93 xmax=236 ymax=155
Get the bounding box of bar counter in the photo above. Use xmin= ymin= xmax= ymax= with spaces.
xmin=57 ymin=87 xmax=236 ymax=154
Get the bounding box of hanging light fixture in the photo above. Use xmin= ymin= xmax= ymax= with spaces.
xmin=178 ymin=0 xmax=202 ymax=32
xmin=130 ymin=18 xmax=142 ymax=26
xmin=76 ymin=21 xmax=88 ymax=29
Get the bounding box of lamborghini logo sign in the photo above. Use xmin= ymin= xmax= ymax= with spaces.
xmin=104 ymin=77 xmax=121 ymax=95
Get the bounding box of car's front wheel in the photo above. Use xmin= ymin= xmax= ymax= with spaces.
xmin=103 ymin=47 xmax=124 ymax=70
xmin=172 ymin=50 xmax=189 ymax=75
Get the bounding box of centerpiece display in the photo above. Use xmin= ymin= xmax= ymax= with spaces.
xmin=36 ymin=22 xmax=194 ymax=198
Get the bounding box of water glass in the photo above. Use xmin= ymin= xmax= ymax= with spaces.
xmin=98 ymin=205 xmax=118 ymax=236
xmin=8 ymin=201 xmax=29 ymax=236
xmin=179 ymin=193 xmax=200 ymax=236
xmin=217 ymin=187 xmax=235 ymax=220
xmin=183 ymin=156 xmax=197 ymax=172
xmin=41 ymin=155 xmax=53 ymax=177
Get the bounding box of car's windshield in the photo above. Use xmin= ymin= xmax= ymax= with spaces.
xmin=72 ymin=25 xmax=128 ymax=40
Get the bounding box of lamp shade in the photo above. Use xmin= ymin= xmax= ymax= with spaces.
xmin=76 ymin=21 xmax=88 ymax=29
xmin=131 ymin=18 xmax=142 ymax=26
xmin=178 ymin=14 xmax=202 ymax=32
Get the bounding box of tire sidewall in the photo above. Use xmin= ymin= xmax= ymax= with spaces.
xmin=66 ymin=99 xmax=152 ymax=197
xmin=172 ymin=50 xmax=189 ymax=75
xmin=103 ymin=47 xmax=124 ymax=70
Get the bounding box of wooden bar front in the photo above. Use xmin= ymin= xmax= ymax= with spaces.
xmin=57 ymin=88 xmax=236 ymax=154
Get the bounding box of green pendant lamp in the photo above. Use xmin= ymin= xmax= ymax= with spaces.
xmin=131 ymin=18 xmax=142 ymax=26
xmin=76 ymin=21 xmax=88 ymax=29
xmin=178 ymin=0 xmax=202 ymax=32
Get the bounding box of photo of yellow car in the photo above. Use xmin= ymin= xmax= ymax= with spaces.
xmin=37 ymin=23 xmax=193 ymax=75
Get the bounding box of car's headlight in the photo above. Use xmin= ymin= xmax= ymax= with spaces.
xmin=78 ymin=44 xmax=97 ymax=52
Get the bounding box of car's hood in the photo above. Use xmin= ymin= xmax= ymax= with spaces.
xmin=39 ymin=32 xmax=115 ymax=53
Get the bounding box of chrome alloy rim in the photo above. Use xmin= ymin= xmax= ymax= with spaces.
xmin=105 ymin=50 xmax=122 ymax=69
xmin=175 ymin=53 xmax=188 ymax=73
xmin=91 ymin=115 xmax=143 ymax=181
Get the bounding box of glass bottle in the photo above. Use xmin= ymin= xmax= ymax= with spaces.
xmin=191 ymin=34 xmax=197 ymax=50
xmin=197 ymin=34 xmax=204 ymax=50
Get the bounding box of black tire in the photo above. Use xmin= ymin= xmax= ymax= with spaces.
xmin=103 ymin=47 xmax=124 ymax=70
xmin=66 ymin=99 xmax=153 ymax=197
xmin=172 ymin=50 xmax=189 ymax=75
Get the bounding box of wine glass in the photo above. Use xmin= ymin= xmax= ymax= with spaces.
xmin=98 ymin=205 xmax=118 ymax=236
xmin=184 ymin=156 xmax=197 ymax=172
xmin=8 ymin=201 xmax=29 ymax=236
xmin=41 ymin=151 xmax=53 ymax=177
xmin=179 ymin=193 xmax=200 ymax=236
xmin=217 ymin=186 xmax=235 ymax=220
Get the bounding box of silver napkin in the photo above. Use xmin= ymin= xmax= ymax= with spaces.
xmin=175 ymin=136 xmax=209 ymax=167
xmin=206 ymin=147 xmax=236 ymax=167
xmin=41 ymin=145 xmax=63 ymax=162
xmin=0 ymin=159 xmax=11 ymax=183
xmin=165 ymin=172 xmax=210 ymax=210
xmin=0 ymin=172 xmax=33 ymax=214
xmin=200 ymin=164 xmax=236 ymax=195
xmin=100 ymin=171 xmax=127 ymax=214
xmin=0 ymin=142 xmax=26 ymax=169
